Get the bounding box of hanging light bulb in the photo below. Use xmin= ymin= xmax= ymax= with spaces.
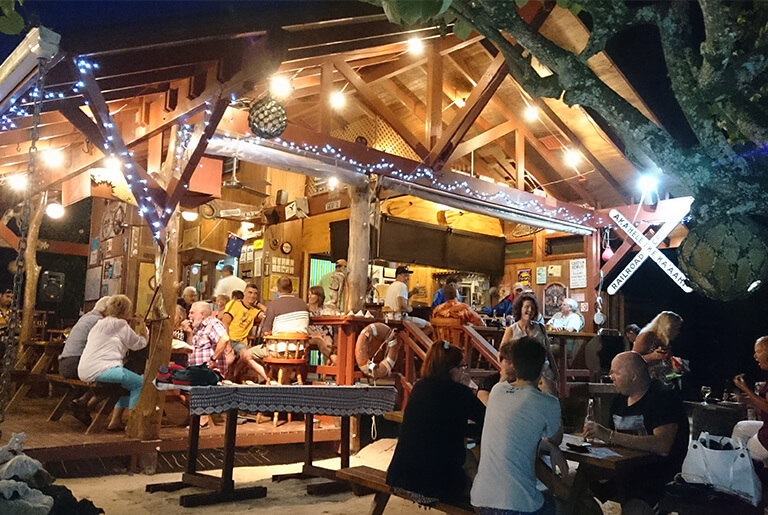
xmin=601 ymin=246 xmax=614 ymax=262
xmin=601 ymin=228 xmax=614 ymax=262
xmin=46 ymin=202 xmax=64 ymax=219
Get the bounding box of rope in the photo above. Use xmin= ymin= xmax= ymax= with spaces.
xmin=0 ymin=58 xmax=47 ymax=430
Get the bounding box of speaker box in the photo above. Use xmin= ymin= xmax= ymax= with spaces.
xmin=263 ymin=207 xmax=280 ymax=225
xmin=39 ymin=271 xmax=65 ymax=303
xmin=275 ymin=189 xmax=289 ymax=205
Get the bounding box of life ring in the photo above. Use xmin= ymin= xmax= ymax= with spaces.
xmin=355 ymin=322 xmax=401 ymax=378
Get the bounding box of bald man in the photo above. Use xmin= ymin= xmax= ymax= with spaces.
xmin=583 ymin=351 xmax=688 ymax=515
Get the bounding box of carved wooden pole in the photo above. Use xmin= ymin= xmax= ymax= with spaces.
xmin=126 ymin=212 xmax=178 ymax=443
xmin=19 ymin=194 xmax=45 ymax=344
xmin=345 ymin=179 xmax=371 ymax=312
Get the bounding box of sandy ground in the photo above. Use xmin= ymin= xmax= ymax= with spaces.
xmin=58 ymin=438 xmax=622 ymax=515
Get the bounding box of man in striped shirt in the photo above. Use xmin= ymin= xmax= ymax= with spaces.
xmin=262 ymin=276 xmax=310 ymax=336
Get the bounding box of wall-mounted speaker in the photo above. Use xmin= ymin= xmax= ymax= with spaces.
xmin=39 ymin=271 xmax=65 ymax=303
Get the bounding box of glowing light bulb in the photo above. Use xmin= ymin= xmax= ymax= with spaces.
xmin=638 ymin=174 xmax=659 ymax=194
xmin=104 ymin=157 xmax=122 ymax=170
xmin=407 ymin=37 xmax=424 ymax=55
xmin=42 ymin=149 xmax=64 ymax=168
xmin=46 ymin=202 xmax=64 ymax=219
xmin=8 ymin=174 xmax=27 ymax=190
xmin=564 ymin=149 xmax=581 ymax=167
xmin=330 ymin=92 xmax=345 ymax=109
xmin=328 ymin=177 xmax=339 ymax=190
xmin=269 ymin=76 xmax=292 ymax=99
xmin=454 ymin=97 xmax=466 ymax=108
xmin=524 ymin=105 xmax=538 ymax=121
xmin=181 ymin=210 xmax=199 ymax=222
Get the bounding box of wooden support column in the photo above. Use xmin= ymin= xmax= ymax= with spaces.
xmin=19 ymin=195 xmax=45 ymax=344
xmin=319 ymin=62 xmax=334 ymax=135
xmin=345 ymin=179 xmax=371 ymax=312
xmin=425 ymin=42 xmax=443 ymax=149
xmin=126 ymin=212 xmax=179 ymax=442
xmin=587 ymin=228 xmax=601 ymax=333
xmin=515 ymin=129 xmax=525 ymax=190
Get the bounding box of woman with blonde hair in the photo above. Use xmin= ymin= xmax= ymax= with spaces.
xmin=633 ymin=311 xmax=683 ymax=381
xmin=78 ymin=294 xmax=148 ymax=430
xmin=386 ymin=341 xmax=485 ymax=505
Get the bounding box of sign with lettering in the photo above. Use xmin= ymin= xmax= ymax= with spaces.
xmin=607 ymin=209 xmax=692 ymax=294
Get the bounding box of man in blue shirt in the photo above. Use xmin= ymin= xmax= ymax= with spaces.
xmin=432 ymin=275 xmax=461 ymax=308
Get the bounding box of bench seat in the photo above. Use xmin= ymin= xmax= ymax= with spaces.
xmin=47 ymin=375 xmax=128 ymax=434
xmin=336 ymin=465 xmax=474 ymax=515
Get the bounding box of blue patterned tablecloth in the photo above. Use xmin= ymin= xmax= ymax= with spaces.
xmin=186 ymin=385 xmax=397 ymax=416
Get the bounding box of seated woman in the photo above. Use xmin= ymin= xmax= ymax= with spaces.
xmin=386 ymin=341 xmax=485 ymax=505
xmin=546 ymin=298 xmax=583 ymax=332
xmin=732 ymin=336 xmax=768 ymax=462
xmin=632 ymin=311 xmax=683 ymax=382
xmin=78 ymin=294 xmax=148 ymax=431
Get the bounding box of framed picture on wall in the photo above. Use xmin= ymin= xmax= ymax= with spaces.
xmin=543 ymin=282 xmax=567 ymax=319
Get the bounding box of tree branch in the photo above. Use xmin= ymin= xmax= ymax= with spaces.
xmin=697 ymin=0 xmax=740 ymax=88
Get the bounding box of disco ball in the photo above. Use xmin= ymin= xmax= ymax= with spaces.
xmin=248 ymin=96 xmax=287 ymax=139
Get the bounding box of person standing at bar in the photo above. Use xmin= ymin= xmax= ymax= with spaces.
xmin=432 ymin=275 xmax=461 ymax=308
xmin=384 ymin=266 xmax=432 ymax=336
xmin=213 ymin=264 xmax=246 ymax=299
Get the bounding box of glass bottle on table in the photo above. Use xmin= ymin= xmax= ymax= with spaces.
xmin=584 ymin=398 xmax=595 ymax=443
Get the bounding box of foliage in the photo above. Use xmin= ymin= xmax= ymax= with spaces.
xmin=0 ymin=0 xmax=23 ymax=35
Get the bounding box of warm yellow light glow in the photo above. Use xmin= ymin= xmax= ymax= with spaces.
xmin=104 ymin=157 xmax=122 ymax=170
xmin=8 ymin=174 xmax=27 ymax=190
xmin=269 ymin=76 xmax=292 ymax=99
xmin=524 ymin=105 xmax=539 ymax=121
xmin=330 ymin=92 xmax=345 ymax=109
xmin=181 ymin=210 xmax=199 ymax=222
xmin=564 ymin=149 xmax=581 ymax=167
xmin=328 ymin=177 xmax=339 ymax=190
xmin=46 ymin=202 xmax=64 ymax=219
xmin=407 ymin=37 xmax=424 ymax=55
xmin=454 ymin=97 xmax=466 ymax=108
xmin=42 ymin=149 xmax=64 ymax=168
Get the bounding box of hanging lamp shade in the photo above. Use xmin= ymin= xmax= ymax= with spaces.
xmin=678 ymin=216 xmax=768 ymax=301
xmin=248 ymin=96 xmax=287 ymax=139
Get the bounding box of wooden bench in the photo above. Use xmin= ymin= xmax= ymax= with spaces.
xmin=336 ymin=465 xmax=474 ymax=515
xmin=46 ymin=375 xmax=128 ymax=434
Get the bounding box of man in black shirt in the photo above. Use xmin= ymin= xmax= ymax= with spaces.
xmin=583 ymin=351 xmax=689 ymax=515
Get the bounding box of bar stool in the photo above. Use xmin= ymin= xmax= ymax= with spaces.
xmin=262 ymin=332 xmax=309 ymax=426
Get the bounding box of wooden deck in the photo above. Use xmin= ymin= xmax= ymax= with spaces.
xmin=0 ymin=397 xmax=341 ymax=470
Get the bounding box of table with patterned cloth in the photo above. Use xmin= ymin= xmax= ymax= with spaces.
xmin=146 ymin=384 xmax=397 ymax=507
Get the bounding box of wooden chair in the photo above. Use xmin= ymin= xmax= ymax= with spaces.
xmin=262 ymin=332 xmax=309 ymax=426
xmin=430 ymin=317 xmax=466 ymax=348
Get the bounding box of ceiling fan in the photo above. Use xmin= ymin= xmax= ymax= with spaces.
xmin=221 ymin=144 xmax=271 ymax=198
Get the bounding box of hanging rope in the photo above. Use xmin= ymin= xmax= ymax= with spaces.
xmin=0 ymin=58 xmax=47 ymax=432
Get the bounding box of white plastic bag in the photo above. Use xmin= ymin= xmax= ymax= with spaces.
xmin=681 ymin=432 xmax=762 ymax=505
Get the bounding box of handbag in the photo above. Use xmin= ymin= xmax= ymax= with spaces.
xmin=681 ymin=431 xmax=762 ymax=505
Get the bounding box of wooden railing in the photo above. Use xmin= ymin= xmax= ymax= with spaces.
xmin=396 ymin=320 xmax=432 ymax=406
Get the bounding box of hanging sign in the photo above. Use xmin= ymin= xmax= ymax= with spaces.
xmin=607 ymin=208 xmax=692 ymax=294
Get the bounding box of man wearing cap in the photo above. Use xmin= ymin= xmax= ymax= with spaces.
xmin=0 ymin=289 xmax=12 ymax=331
xmin=213 ymin=264 xmax=247 ymax=298
xmin=482 ymin=282 xmax=524 ymax=318
xmin=319 ymin=259 xmax=347 ymax=311
xmin=384 ymin=266 xmax=432 ymax=336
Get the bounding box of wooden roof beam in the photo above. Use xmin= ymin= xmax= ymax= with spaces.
xmin=334 ymin=58 xmax=428 ymax=159
xmin=452 ymin=120 xmax=518 ymax=160
xmin=425 ymin=52 xmax=508 ymax=169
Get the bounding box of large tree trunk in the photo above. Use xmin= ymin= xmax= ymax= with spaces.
xmin=126 ymin=213 xmax=178 ymax=442
xmin=19 ymin=194 xmax=45 ymax=344
xmin=345 ymin=181 xmax=371 ymax=312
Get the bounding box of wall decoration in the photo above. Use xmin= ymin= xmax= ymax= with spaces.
xmin=543 ymin=282 xmax=567 ymax=319
xmin=536 ymin=266 xmax=546 ymax=284
xmin=225 ymin=233 xmax=245 ymax=258
xmin=569 ymin=258 xmax=587 ymax=289
xmin=85 ymin=267 xmax=101 ymax=301
xmin=267 ymin=274 xmax=299 ymax=299
xmin=547 ymin=265 xmax=561 ymax=277
xmin=517 ymin=268 xmax=532 ymax=289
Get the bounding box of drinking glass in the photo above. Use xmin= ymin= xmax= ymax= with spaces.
xmin=755 ymin=381 xmax=766 ymax=395
xmin=700 ymin=385 xmax=712 ymax=405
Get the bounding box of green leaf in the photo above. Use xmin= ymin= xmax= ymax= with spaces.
xmin=0 ymin=11 xmax=24 ymax=35
xmin=514 ymin=0 xmax=529 ymax=7
xmin=437 ymin=0 xmax=453 ymax=16
xmin=0 ymin=0 xmax=15 ymax=17
xmin=569 ymin=2 xmax=582 ymax=16
xmin=453 ymin=17 xmax=472 ymax=40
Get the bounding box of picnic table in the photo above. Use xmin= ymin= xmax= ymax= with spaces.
xmin=556 ymin=433 xmax=655 ymax=515
xmin=548 ymin=331 xmax=596 ymax=395
xmin=7 ymin=339 xmax=64 ymax=411
xmin=146 ymin=384 xmax=396 ymax=507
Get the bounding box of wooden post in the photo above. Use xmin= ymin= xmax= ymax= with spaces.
xmin=19 ymin=194 xmax=45 ymax=344
xmin=126 ymin=212 xmax=178 ymax=442
xmin=345 ymin=180 xmax=371 ymax=312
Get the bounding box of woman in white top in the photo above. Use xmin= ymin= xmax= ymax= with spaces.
xmin=500 ymin=293 xmax=559 ymax=395
xmin=78 ymin=294 xmax=148 ymax=430
xmin=546 ymin=298 xmax=583 ymax=332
